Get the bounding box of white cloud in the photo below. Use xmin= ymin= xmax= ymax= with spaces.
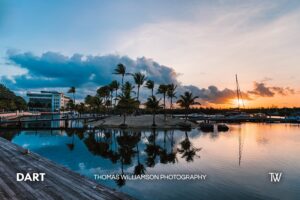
xmin=114 ymin=1 xmax=300 ymax=90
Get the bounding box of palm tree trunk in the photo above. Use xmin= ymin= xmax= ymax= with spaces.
xmin=115 ymin=90 xmax=117 ymax=106
xmin=123 ymin=114 xmax=126 ymax=124
xmin=185 ymin=131 xmax=188 ymax=139
xmin=153 ymin=112 xmax=156 ymax=126
xmin=73 ymin=93 xmax=75 ymax=105
xmin=170 ymin=97 xmax=173 ymax=118
xmin=137 ymin=86 xmax=140 ymax=101
xmin=110 ymin=92 xmax=112 ymax=107
xmin=151 ymin=88 xmax=153 ymax=97
xmin=163 ymin=93 xmax=166 ymax=121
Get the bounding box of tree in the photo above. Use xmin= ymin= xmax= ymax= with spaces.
xmin=68 ymin=86 xmax=76 ymax=105
xmin=167 ymin=84 xmax=177 ymax=109
xmin=113 ymin=63 xmax=129 ymax=88
xmin=157 ymin=84 xmax=169 ymax=120
xmin=132 ymin=72 xmax=147 ymax=102
xmin=176 ymin=91 xmax=200 ymax=121
xmin=122 ymin=81 xmax=135 ymax=97
xmin=116 ymin=92 xmax=139 ymax=126
xmin=85 ymin=95 xmax=103 ymax=114
xmin=145 ymin=80 xmax=155 ymax=97
xmin=97 ymin=86 xmax=110 ymax=110
xmin=145 ymin=96 xmax=161 ymax=126
xmin=0 ymin=84 xmax=27 ymax=111
xmin=109 ymin=80 xmax=120 ymax=106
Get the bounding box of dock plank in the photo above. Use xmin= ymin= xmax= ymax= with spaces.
xmin=0 ymin=137 xmax=134 ymax=200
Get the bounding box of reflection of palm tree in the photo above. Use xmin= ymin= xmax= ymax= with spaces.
xmin=145 ymin=129 xmax=161 ymax=167
xmin=66 ymin=131 xmax=75 ymax=151
xmin=117 ymin=131 xmax=140 ymax=165
xmin=177 ymin=131 xmax=201 ymax=162
xmin=83 ymin=130 xmax=110 ymax=158
xmin=167 ymin=131 xmax=177 ymax=163
xmin=115 ymin=159 xmax=126 ymax=187
xmin=134 ymin=143 xmax=146 ymax=175
xmin=159 ymin=131 xmax=168 ymax=164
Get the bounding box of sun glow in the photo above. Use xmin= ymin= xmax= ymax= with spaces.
xmin=232 ymin=99 xmax=248 ymax=108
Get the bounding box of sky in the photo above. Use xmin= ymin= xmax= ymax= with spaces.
xmin=0 ymin=0 xmax=300 ymax=108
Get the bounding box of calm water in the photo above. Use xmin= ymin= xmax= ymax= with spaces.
xmin=1 ymin=123 xmax=300 ymax=200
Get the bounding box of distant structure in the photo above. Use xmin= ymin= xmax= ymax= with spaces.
xmin=27 ymin=91 xmax=71 ymax=112
xmin=235 ymin=74 xmax=245 ymax=110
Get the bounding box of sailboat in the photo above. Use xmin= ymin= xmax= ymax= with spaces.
xmin=226 ymin=74 xmax=250 ymax=120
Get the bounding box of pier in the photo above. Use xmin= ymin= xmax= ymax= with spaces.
xmin=0 ymin=137 xmax=133 ymax=200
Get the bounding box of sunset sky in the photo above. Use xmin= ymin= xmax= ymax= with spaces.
xmin=0 ymin=0 xmax=299 ymax=108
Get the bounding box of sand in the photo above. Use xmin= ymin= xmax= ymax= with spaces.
xmin=88 ymin=114 xmax=197 ymax=129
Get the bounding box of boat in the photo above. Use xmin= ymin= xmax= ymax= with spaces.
xmin=217 ymin=124 xmax=229 ymax=132
xmin=199 ymin=123 xmax=214 ymax=132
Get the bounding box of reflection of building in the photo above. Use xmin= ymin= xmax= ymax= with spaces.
xmin=27 ymin=91 xmax=71 ymax=112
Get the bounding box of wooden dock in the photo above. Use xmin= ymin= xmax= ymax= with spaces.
xmin=0 ymin=137 xmax=134 ymax=200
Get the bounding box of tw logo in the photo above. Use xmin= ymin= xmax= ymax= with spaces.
xmin=268 ymin=172 xmax=283 ymax=183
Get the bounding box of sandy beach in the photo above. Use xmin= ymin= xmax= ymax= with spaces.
xmin=88 ymin=114 xmax=198 ymax=129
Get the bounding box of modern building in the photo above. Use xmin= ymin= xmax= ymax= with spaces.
xmin=27 ymin=91 xmax=72 ymax=112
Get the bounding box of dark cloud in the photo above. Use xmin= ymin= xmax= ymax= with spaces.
xmin=183 ymin=85 xmax=251 ymax=105
xmin=2 ymin=51 xmax=180 ymax=99
xmin=1 ymin=51 xmax=296 ymax=104
xmin=6 ymin=51 xmax=179 ymax=88
xmin=248 ymin=82 xmax=294 ymax=97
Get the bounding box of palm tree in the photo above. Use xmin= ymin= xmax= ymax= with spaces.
xmin=145 ymin=96 xmax=161 ymax=126
xmin=145 ymin=80 xmax=155 ymax=97
xmin=122 ymin=81 xmax=135 ymax=97
xmin=68 ymin=86 xmax=76 ymax=105
xmin=113 ymin=63 xmax=129 ymax=88
xmin=176 ymin=91 xmax=200 ymax=121
xmin=109 ymin=80 xmax=120 ymax=106
xmin=85 ymin=95 xmax=103 ymax=114
xmin=132 ymin=72 xmax=147 ymax=101
xmin=157 ymin=84 xmax=169 ymax=120
xmin=167 ymin=84 xmax=177 ymax=109
xmin=117 ymin=92 xmax=139 ymax=126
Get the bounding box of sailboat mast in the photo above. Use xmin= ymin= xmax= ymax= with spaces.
xmin=235 ymin=74 xmax=245 ymax=109
xmin=235 ymin=74 xmax=240 ymax=110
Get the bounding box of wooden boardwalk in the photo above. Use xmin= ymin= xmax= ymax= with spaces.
xmin=0 ymin=137 xmax=134 ymax=200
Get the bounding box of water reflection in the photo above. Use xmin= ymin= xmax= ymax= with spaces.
xmin=81 ymin=128 xmax=201 ymax=187
xmin=177 ymin=131 xmax=202 ymax=162
xmin=1 ymin=123 xmax=300 ymax=200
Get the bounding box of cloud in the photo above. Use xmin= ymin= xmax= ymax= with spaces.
xmin=248 ymin=82 xmax=295 ymax=97
xmin=4 ymin=51 xmax=179 ymax=87
xmin=114 ymin=1 xmax=300 ymax=88
xmin=2 ymin=51 xmax=296 ymax=105
xmin=183 ymin=85 xmax=251 ymax=105
xmin=2 ymin=51 xmax=181 ymax=100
